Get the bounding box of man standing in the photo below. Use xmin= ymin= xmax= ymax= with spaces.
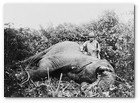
xmin=81 ymin=32 xmax=101 ymax=59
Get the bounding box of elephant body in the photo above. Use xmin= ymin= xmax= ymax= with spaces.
xmin=17 ymin=41 xmax=115 ymax=87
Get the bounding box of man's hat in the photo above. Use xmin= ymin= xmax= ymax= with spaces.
xmin=88 ymin=32 xmax=96 ymax=38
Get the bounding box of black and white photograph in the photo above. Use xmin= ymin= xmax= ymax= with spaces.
xmin=4 ymin=3 xmax=134 ymax=97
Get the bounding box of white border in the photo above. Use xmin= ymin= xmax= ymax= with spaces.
xmin=0 ymin=0 xmax=139 ymax=103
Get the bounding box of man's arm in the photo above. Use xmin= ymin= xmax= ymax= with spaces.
xmin=97 ymin=42 xmax=101 ymax=52
xmin=81 ymin=41 xmax=88 ymax=52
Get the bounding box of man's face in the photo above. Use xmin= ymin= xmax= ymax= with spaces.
xmin=89 ymin=38 xmax=95 ymax=41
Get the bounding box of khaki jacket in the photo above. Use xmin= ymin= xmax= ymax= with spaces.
xmin=81 ymin=40 xmax=101 ymax=56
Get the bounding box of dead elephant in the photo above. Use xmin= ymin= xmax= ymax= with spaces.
xmin=16 ymin=41 xmax=116 ymax=89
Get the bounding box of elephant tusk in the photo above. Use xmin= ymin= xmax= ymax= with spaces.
xmin=74 ymin=62 xmax=93 ymax=73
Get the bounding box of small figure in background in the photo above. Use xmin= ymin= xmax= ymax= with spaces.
xmin=81 ymin=32 xmax=101 ymax=59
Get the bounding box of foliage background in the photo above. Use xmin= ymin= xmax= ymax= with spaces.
xmin=4 ymin=11 xmax=134 ymax=97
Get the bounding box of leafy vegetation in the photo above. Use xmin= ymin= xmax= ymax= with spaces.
xmin=4 ymin=11 xmax=134 ymax=97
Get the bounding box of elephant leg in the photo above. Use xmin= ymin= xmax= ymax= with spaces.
xmin=28 ymin=68 xmax=49 ymax=81
xmin=28 ymin=56 xmax=63 ymax=81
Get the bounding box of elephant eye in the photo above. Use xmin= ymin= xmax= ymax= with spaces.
xmin=107 ymin=65 xmax=110 ymax=67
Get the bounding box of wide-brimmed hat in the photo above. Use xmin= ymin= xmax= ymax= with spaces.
xmin=88 ymin=32 xmax=96 ymax=38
